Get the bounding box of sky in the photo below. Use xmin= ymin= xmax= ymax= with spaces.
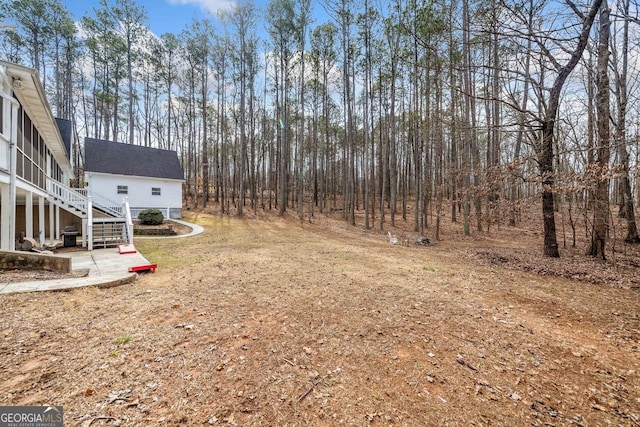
xmin=63 ymin=0 xmax=332 ymax=39
xmin=65 ymin=0 xmax=240 ymax=35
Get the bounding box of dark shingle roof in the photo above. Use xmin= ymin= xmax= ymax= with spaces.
xmin=84 ymin=138 xmax=184 ymax=180
xmin=55 ymin=118 xmax=72 ymax=158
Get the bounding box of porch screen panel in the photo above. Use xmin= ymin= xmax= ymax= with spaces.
xmin=23 ymin=114 xmax=31 ymax=161
xmin=16 ymin=150 xmax=23 ymax=178
xmin=16 ymin=106 xmax=23 ymax=152
xmin=55 ymin=164 xmax=61 ymax=182
xmin=16 ymin=107 xmax=23 ymax=178
xmin=40 ymin=138 xmax=45 ymax=188
xmin=26 ymin=153 xmax=33 ymax=182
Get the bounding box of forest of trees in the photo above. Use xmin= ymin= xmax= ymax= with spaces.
xmin=2 ymin=0 xmax=640 ymax=259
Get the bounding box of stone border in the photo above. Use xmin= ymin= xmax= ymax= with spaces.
xmin=134 ymin=219 xmax=204 ymax=240
xmin=0 ymin=250 xmax=71 ymax=273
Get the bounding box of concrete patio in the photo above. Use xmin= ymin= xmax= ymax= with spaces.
xmin=0 ymin=219 xmax=203 ymax=294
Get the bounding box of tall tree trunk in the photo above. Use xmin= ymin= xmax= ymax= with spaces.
xmin=612 ymin=0 xmax=640 ymax=243
xmin=435 ymin=59 xmax=444 ymax=241
xmin=379 ymin=68 xmax=387 ymax=230
xmin=297 ymin=0 xmax=311 ymax=220
xmin=540 ymin=0 xmax=603 ymax=257
xmin=127 ymin=34 xmax=134 ymax=144
xmin=460 ymin=0 xmax=472 ymax=235
xmin=416 ymin=23 xmax=425 ymax=232
xmin=238 ymin=36 xmax=247 ymax=215
xmin=339 ymin=0 xmax=356 ymax=225
xmin=388 ymin=41 xmax=399 ymax=228
xmin=278 ymin=41 xmax=289 ymax=216
xmin=250 ymin=57 xmax=257 ymax=213
xmin=363 ymin=0 xmax=372 ymax=229
xmin=509 ymin=2 xmax=532 ymax=226
xmin=449 ymin=0 xmax=458 ymax=225
xmin=589 ymin=1 xmax=611 ymax=259
xmin=461 ymin=0 xmax=482 ymax=232
xmin=202 ymin=63 xmax=210 ymax=208
xmin=488 ymin=9 xmax=501 ymax=228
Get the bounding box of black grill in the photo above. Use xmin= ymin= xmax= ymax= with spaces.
xmin=61 ymin=225 xmax=78 ymax=247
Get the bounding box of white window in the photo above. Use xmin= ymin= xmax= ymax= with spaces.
xmin=152 ymin=187 xmax=161 ymax=196
xmin=117 ymin=185 xmax=128 ymax=194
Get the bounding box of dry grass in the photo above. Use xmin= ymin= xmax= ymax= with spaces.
xmin=0 ymin=206 xmax=638 ymax=426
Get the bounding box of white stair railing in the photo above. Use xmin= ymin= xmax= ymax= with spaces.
xmin=123 ymin=198 xmax=134 ymax=244
xmin=45 ymin=177 xmax=125 ymax=219
xmin=87 ymin=194 xmax=93 ymax=251
xmin=45 ymin=177 xmax=135 ymax=251
xmin=46 ymin=177 xmax=88 ymax=214
xmin=89 ymin=191 xmax=124 ymax=217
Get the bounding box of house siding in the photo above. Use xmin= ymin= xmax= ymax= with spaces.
xmin=86 ymin=172 xmax=182 ymax=218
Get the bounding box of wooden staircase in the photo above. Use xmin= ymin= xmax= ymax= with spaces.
xmin=46 ymin=177 xmax=133 ymax=250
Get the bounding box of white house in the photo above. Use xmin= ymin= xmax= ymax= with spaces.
xmin=0 ymin=60 xmax=76 ymax=251
xmin=83 ymin=138 xmax=184 ymax=219
xmin=0 ymin=60 xmax=166 ymax=252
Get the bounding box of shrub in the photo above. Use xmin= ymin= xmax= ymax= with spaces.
xmin=138 ymin=209 xmax=164 ymax=225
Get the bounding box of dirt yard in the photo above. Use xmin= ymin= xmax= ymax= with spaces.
xmin=0 ymin=207 xmax=639 ymax=426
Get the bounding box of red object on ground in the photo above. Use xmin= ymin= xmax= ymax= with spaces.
xmin=128 ymin=264 xmax=157 ymax=273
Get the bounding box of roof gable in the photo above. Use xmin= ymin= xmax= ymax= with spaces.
xmin=55 ymin=118 xmax=72 ymax=157
xmin=84 ymin=138 xmax=184 ymax=181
